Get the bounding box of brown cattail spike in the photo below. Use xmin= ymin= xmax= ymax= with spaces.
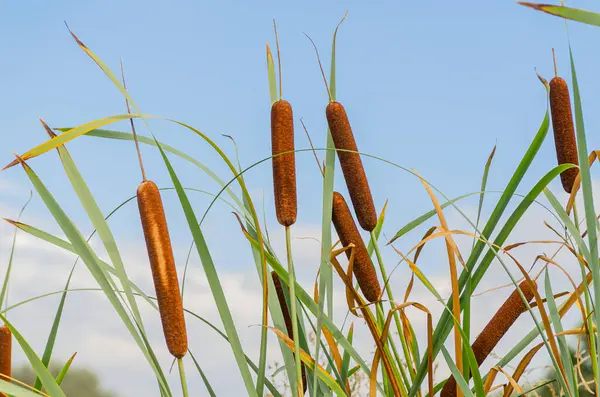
xmin=271 ymin=272 xmax=307 ymax=393
xmin=138 ymin=181 xmax=188 ymax=358
xmin=271 ymin=99 xmax=297 ymax=226
xmin=441 ymin=280 xmax=537 ymax=397
xmin=0 ymin=325 xmax=11 ymax=396
xmin=326 ymin=102 xmax=377 ymax=231
xmin=331 ymin=192 xmax=381 ymax=302
xmin=549 ymin=75 xmax=578 ymax=194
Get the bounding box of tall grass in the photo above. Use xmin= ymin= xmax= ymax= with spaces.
xmin=1 ymin=3 xmax=600 ymax=396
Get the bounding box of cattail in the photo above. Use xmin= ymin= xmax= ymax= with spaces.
xmin=326 ymin=102 xmax=377 ymax=232
xmin=331 ymin=192 xmax=381 ymax=302
xmin=271 ymin=271 xmax=307 ymax=392
xmin=138 ymin=181 xmax=187 ymax=358
xmin=0 ymin=325 xmax=10 ymax=396
xmin=271 ymin=100 xmax=297 ymax=226
xmin=441 ymin=280 xmax=537 ymax=397
xmin=549 ymin=71 xmax=578 ymax=194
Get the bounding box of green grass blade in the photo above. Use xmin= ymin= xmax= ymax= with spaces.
xmin=0 ymin=380 xmax=55 ymax=397
xmin=367 ymin=200 xmax=387 ymax=256
xmin=53 ymin=138 xmax=144 ymax=331
xmin=73 ymin=128 xmax=246 ymax=213
xmin=189 ymin=351 xmax=217 ymax=397
xmin=440 ymin=345 xmax=474 ymax=397
xmin=544 ymin=269 xmax=576 ymax=395
xmin=4 ymin=114 xmax=149 ymax=169
xmin=520 ymin=2 xmax=600 ymax=27
xmin=154 ymin=140 xmax=258 ymax=397
xmin=474 ymin=146 xmax=496 ymax=236
xmin=339 ymin=324 xmax=354 ymax=390
xmin=267 ymin=43 xmax=278 ymax=104
xmin=388 ymin=191 xmax=487 ymax=244
xmin=0 ymin=191 xmax=32 ymax=310
xmin=7 ymin=221 xmax=158 ymax=311
xmin=568 ymin=44 xmax=600 ymax=386
xmin=33 ymin=264 xmax=76 ymax=391
xmin=0 ymin=313 xmax=66 ymax=397
xmin=55 ymin=353 xmax=77 ymax=385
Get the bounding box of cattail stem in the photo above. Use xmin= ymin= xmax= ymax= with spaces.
xmin=273 ymin=19 xmax=282 ymax=100
xmin=552 ymin=48 xmax=558 ymax=78
xmin=286 ymin=226 xmax=304 ymax=396
xmin=371 ymin=231 xmax=413 ymax=388
xmin=120 ymin=58 xmax=147 ymax=182
xmin=177 ymin=357 xmax=189 ymax=397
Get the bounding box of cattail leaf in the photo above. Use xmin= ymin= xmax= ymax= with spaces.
xmin=14 ymin=160 xmax=172 ymax=396
xmin=55 ymin=353 xmax=77 ymax=385
xmin=0 ymin=379 xmax=50 ymax=397
xmin=5 ymin=220 xmax=157 ymax=311
xmin=154 ymin=140 xmax=258 ymax=397
xmin=544 ymin=270 xmax=577 ymax=394
xmin=0 ymin=314 xmax=65 ymax=397
xmin=339 ymin=323 xmax=354 ymax=391
xmin=2 ymin=114 xmax=150 ymax=170
xmin=52 ymin=130 xmax=145 ymax=335
xmin=188 ymin=351 xmax=217 ymax=397
xmin=503 ymin=343 xmax=544 ymax=397
xmin=520 ymin=2 xmax=600 ymax=27
xmin=440 ymin=345 xmax=475 ymax=397
xmin=269 ymin=327 xmax=348 ymax=397
xmin=568 ymin=43 xmax=600 ymax=382
xmin=388 ymin=191 xmax=485 ymax=244
xmin=33 ymin=263 xmax=76 ymax=391
xmin=0 ymin=191 xmax=32 ymax=309
xmin=59 ymin=127 xmax=247 ymax=214
xmin=266 ymin=44 xmax=278 ymax=105
xmin=474 ymin=145 xmax=496 ymax=245
xmin=366 ymin=199 xmax=387 ymax=256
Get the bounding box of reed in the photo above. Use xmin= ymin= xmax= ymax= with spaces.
xmin=440 ymin=280 xmax=537 ymax=397
xmin=549 ymin=51 xmax=578 ymax=194
xmin=271 ymin=271 xmax=307 ymax=392
xmin=326 ymin=102 xmax=377 ymax=231
xmin=138 ymin=181 xmax=188 ymax=358
xmin=331 ymin=191 xmax=381 ymax=302
xmin=271 ymin=99 xmax=297 ymax=227
xmin=0 ymin=325 xmax=10 ymax=397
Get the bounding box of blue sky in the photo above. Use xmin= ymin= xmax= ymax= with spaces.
xmin=2 ymin=1 xmax=600 ymax=396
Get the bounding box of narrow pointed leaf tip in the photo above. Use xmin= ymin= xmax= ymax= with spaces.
xmin=519 ymin=2 xmax=600 ymax=27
